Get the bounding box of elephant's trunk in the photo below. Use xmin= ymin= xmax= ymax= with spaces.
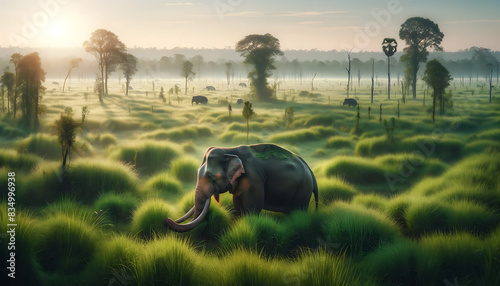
xmin=164 ymin=190 xmax=211 ymax=232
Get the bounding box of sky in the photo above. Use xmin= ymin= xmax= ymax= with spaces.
xmin=0 ymin=0 xmax=499 ymax=52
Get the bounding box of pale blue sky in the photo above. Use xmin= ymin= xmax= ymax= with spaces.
xmin=0 ymin=0 xmax=498 ymax=51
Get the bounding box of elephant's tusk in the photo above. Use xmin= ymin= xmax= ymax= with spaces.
xmin=164 ymin=199 xmax=210 ymax=232
xmin=174 ymin=206 xmax=194 ymax=223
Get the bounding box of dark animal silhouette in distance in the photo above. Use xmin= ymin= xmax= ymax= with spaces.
xmin=192 ymin=95 xmax=208 ymax=105
xmin=343 ymin=98 xmax=357 ymax=107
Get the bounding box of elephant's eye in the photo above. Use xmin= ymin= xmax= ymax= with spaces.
xmin=206 ymin=173 xmax=216 ymax=182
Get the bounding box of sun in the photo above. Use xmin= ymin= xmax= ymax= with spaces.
xmin=46 ymin=18 xmax=68 ymax=38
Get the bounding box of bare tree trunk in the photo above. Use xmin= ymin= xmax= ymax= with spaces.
xmin=371 ymin=60 xmax=374 ymax=104
xmin=62 ymin=68 xmax=71 ymax=93
xmin=311 ymin=73 xmax=316 ymax=91
xmin=125 ymin=78 xmax=130 ymax=96
xmin=490 ymin=68 xmax=493 ymax=103
xmin=432 ymin=91 xmax=436 ymax=124
xmin=387 ymin=56 xmax=391 ymax=100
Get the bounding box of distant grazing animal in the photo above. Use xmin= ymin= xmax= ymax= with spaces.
xmin=205 ymin=86 xmax=216 ymax=91
xmin=164 ymin=144 xmax=318 ymax=232
xmin=52 ymin=82 xmax=59 ymax=85
xmin=192 ymin=95 xmax=208 ymax=105
xmin=236 ymin=99 xmax=244 ymax=104
xmin=343 ymin=98 xmax=357 ymax=107
xmin=239 ymin=83 xmax=247 ymax=88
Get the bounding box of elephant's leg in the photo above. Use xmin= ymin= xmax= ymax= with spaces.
xmin=232 ymin=196 xmax=243 ymax=217
xmin=239 ymin=186 xmax=265 ymax=215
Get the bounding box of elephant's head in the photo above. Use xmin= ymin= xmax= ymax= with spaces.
xmin=164 ymin=148 xmax=245 ymax=232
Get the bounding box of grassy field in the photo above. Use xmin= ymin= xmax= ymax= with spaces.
xmin=1 ymin=77 xmax=499 ymax=285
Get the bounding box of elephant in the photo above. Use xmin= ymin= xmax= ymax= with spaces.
xmin=164 ymin=144 xmax=318 ymax=232
xmin=236 ymin=99 xmax=244 ymax=104
xmin=239 ymin=83 xmax=247 ymax=88
xmin=343 ymin=98 xmax=357 ymax=107
xmin=205 ymin=86 xmax=216 ymax=91
xmin=192 ymin=95 xmax=208 ymax=105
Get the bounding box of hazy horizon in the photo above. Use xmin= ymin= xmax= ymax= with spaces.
xmin=0 ymin=0 xmax=499 ymax=52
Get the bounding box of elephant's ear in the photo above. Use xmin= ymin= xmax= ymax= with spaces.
xmin=225 ymin=155 xmax=245 ymax=185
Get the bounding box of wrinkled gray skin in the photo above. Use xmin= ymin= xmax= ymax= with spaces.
xmin=165 ymin=144 xmax=318 ymax=232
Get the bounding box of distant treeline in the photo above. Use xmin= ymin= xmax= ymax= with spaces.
xmin=0 ymin=47 xmax=497 ymax=81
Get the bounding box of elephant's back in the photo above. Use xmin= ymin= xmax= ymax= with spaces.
xmin=247 ymin=144 xmax=297 ymax=161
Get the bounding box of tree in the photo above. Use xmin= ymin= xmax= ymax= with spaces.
xmin=18 ymin=53 xmax=45 ymax=128
xmin=423 ymin=59 xmax=452 ymax=124
xmin=83 ymin=29 xmax=126 ymax=101
xmin=159 ymin=87 xmax=166 ymax=103
xmin=345 ymin=48 xmax=353 ymax=98
xmin=181 ymin=61 xmax=195 ymax=95
xmin=53 ymin=108 xmax=81 ymax=169
xmin=242 ymin=101 xmax=255 ymax=143
xmin=382 ymin=38 xmax=398 ymax=100
xmin=399 ymin=17 xmax=444 ymax=99
xmin=1 ymin=72 xmax=15 ymax=115
xmin=470 ymin=47 xmax=498 ymax=78
xmin=236 ymin=33 xmax=284 ymax=101
xmin=62 ymin=58 xmax=82 ymax=93
xmin=10 ymin=53 xmax=23 ymax=117
xmin=120 ymin=53 xmax=138 ymax=96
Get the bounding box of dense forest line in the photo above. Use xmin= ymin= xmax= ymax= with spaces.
xmin=0 ymin=46 xmax=498 ymax=81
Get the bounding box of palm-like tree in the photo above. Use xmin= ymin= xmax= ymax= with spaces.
xmin=382 ymin=38 xmax=398 ymax=100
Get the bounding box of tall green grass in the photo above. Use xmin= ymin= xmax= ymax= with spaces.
xmin=316 ymin=177 xmax=358 ymax=204
xmin=364 ymin=240 xmax=439 ymax=285
xmin=83 ymin=235 xmax=139 ymax=286
xmin=19 ymin=159 xmax=138 ymax=206
xmin=0 ymin=203 xmax=43 ymax=285
xmin=269 ymin=126 xmax=338 ymax=143
xmin=138 ymin=125 xmax=213 ymax=142
xmin=16 ymin=133 xmax=60 ymax=160
xmin=322 ymin=202 xmax=401 ymax=257
xmin=94 ymin=192 xmax=139 ymax=223
xmin=108 ymin=140 xmax=179 ymax=175
xmin=0 ymin=148 xmax=39 ymax=171
xmin=130 ymin=198 xmax=175 ymax=239
xmin=354 ymin=134 xmax=464 ymax=161
xmin=37 ymin=214 xmax=100 ymax=274
xmin=220 ymin=214 xmax=293 ymax=256
xmin=132 ymin=236 xmax=197 ymax=285
xmin=169 ymin=156 xmax=199 ymax=183
xmin=141 ymin=173 xmax=184 ymax=201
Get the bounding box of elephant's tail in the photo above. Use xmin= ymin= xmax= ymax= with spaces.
xmin=312 ymin=173 xmax=319 ymax=211
xmin=300 ymin=157 xmax=319 ymax=211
